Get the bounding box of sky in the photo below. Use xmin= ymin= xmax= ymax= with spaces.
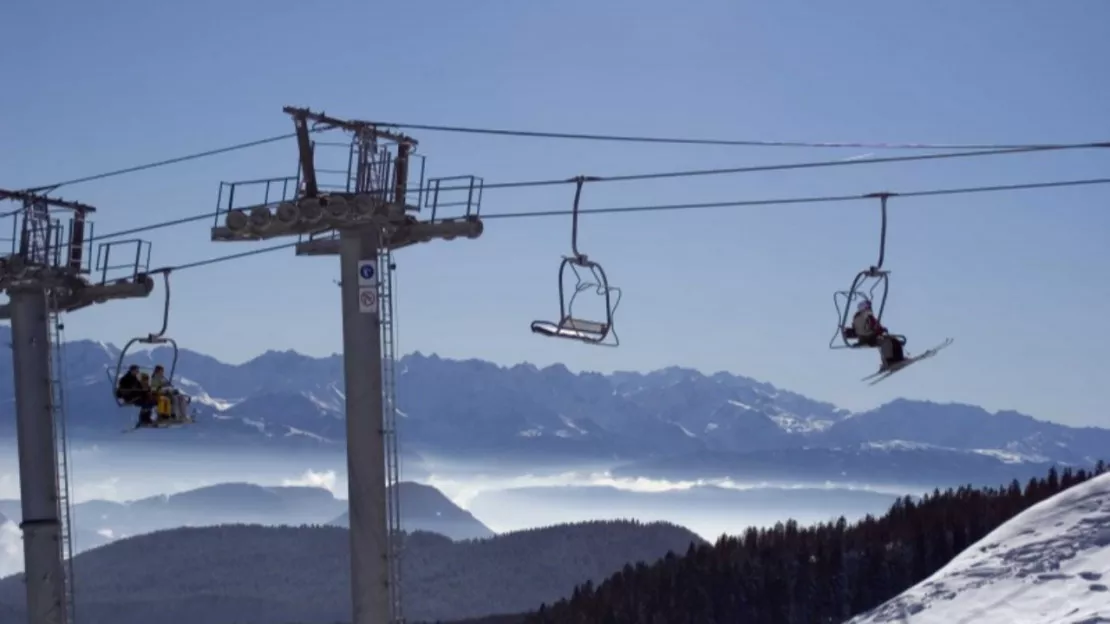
xmin=1 ymin=0 xmax=1109 ymax=427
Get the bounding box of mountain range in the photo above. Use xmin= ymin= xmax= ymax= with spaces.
xmin=1 ymin=326 xmax=1106 ymax=487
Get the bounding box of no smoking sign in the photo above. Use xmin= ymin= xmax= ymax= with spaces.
xmin=358 ymin=288 xmax=378 ymax=314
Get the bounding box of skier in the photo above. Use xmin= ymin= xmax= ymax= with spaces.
xmin=845 ymin=300 xmax=907 ymax=370
xmin=150 ymin=364 xmax=190 ymax=423
xmin=115 ymin=365 xmax=144 ymax=402
xmin=150 ymin=364 xmax=169 ymax=392
xmin=877 ymin=333 xmax=907 ymax=371
xmin=116 ymin=365 xmax=155 ymax=427
xmin=848 ymin=300 xmax=884 ymax=347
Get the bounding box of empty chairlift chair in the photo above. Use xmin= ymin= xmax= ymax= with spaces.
xmin=530 ymin=176 xmax=622 ymax=347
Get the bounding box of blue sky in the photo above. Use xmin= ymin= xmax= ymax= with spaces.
xmin=2 ymin=0 xmax=1108 ymax=426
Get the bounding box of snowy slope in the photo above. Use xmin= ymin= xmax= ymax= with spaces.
xmin=848 ymin=473 xmax=1110 ymax=624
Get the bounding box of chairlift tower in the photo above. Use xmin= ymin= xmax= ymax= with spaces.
xmin=210 ymin=106 xmax=484 ymax=624
xmin=0 ymin=189 xmax=156 ymax=624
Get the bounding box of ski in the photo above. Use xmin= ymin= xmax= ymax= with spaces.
xmin=862 ymin=338 xmax=954 ymax=385
xmin=121 ymin=416 xmax=195 ymax=433
xmin=866 ymin=365 xmax=909 ymax=386
xmin=860 ymin=370 xmax=887 ymax=382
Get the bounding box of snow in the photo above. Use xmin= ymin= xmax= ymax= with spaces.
xmin=972 ymin=448 xmax=1051 ymax=464
xmin=674 ymin=423 xmax=697 ymax=438
xmin=725 ymin=398 xmax=836 ymax=434
xmin=769 ymin=410 xmax=837 ymax=434
xmin=241 ymin=418 xmax=266 ymax=433
xmin=301 ymin=391 xmax=342 ymax=413
xmin=754 ymin=387 xmax=780 ymax=399
xmin=558 ymin=414 xmax=588 ymax=436
xmin=192 ymin=392 xmax=238 ymax=410
xmin=848 ymin=473 xmax=1110 ymax=624
xmin=864 ymin=440 xmax=940 ymax=452
xmin=861 ymin=440 xmax=1051 ymax=464
xmin=176 ymin=377 xmax=239 ymax=411
xmin=283 ymin=426 xmax=329 ymax=442
xmin=95 ymin=341 xmax=117 ymax=359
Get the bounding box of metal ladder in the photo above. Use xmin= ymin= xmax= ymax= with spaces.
xmin=46 ymin=293 xmax=76 ymax=624
xmin=20 ymin=199 xmax=54 ymax=266
xmin=377 ymin=245 xmax=404 ymax=622
xmin=347 ymin=136 xmax=391 ymax=201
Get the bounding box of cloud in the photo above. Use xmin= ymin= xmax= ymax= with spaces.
xmin=73 ymin=477 xmax=123 ymax=501
xmin=424 ymin=470 xmax=693 ymax=508
xmin=69 ymin=475 xmax=217 ymax=504
xmin=0 ymin=473 xmax=16 ymax=499
xmin=0 ymin=520 xmax=23 ymax=578
xmin=282 ymin=469 xmax=338 ymax=494
xmin=424 ymin=471 xmax=910 ymax=509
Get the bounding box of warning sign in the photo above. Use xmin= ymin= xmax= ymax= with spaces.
xmin=358 ymin=288 xmax=378 ymax=314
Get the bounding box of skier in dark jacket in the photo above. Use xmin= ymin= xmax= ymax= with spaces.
xmin=116 ymin=365 xmax=155 ymax=426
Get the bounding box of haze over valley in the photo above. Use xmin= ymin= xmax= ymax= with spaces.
xmin=0 ymin=338 xmax=1102 ymax=599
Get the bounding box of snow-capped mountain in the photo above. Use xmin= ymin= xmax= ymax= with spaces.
xmin=848 ymin=471 xmax=1110 ymax=624
xmin=0 ymin=326 xmax=1106 ymax=483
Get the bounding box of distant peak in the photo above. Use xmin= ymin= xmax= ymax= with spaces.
xmin=245 ymin=349 xmax=313 ymax=366
xmin=539 ymin=363 xmax=573 ymax=376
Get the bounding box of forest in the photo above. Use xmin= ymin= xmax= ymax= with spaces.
xmin=449 ymin=461 xmax=1108 ymax=624
xmin=0 ymin=518 xmax=701 ymax=624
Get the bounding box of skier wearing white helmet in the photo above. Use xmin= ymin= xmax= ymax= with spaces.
xmin=846 ymin=299 xmax=907 ymax=370
xmin=850 ymin=299 xmax=883 ymax=346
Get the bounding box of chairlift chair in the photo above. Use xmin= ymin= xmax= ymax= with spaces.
xmin=530 ymin=176 xmax=622 ymax=347
xmin=107 ymin=270 xmax=192 ymax=425
xmin=829 ymin=193 xmax=896 ymax=350
xmin=830 ymin=267 xmax=890 ymax=349
xmin=530 ymin=256 xmax=622 ymax=346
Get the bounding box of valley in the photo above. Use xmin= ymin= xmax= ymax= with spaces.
xmin=0 ymin=339 xmax=1105 ymax=622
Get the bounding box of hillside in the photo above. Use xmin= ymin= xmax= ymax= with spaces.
xmin=849 ymin=471 xmax=1110 ymax=623
xmin=0 ymin=481 xmax=492 ymax=561
xmin=329 ymin=481 xmax=494 ymax=540
xmin=477 ymin=464 xmax=1108 ymax=623
xmin=0 ymin=519 xmax=701 ymax=623
xmin=0 ymin=327 xmax=1103 ymax=485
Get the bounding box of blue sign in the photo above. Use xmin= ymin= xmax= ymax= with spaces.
xmin=359 ymin=263 xmax=376 ymax=281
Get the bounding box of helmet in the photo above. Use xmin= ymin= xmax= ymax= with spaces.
xmin=857 ymin=300 xmax=871 ymax=311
